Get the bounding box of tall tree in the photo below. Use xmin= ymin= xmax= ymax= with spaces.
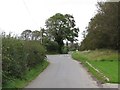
xmin=31 ymin=30 xmax=41 ymax=40
xmin=80 ymin=2 xmax=118 ymax=50
xmin=21 ymin=30 xmax=32 ymax=40
xmin=45 ymin=13 xmax=79 ymax=53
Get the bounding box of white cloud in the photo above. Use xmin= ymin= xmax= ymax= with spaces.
xmin=0 ymin=0 xmax=98 ymax=42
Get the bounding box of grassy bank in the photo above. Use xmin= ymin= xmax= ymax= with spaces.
xmin=3 ymin=60 xmax=49 ymax=88
xmin=72 ymin=49 xmax=118 ymax=83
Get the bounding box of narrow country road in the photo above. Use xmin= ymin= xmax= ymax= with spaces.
xmin=26 ymin=54 xmax=99 ymax=88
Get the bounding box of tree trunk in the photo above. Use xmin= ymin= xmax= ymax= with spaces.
xmin=55 ymin=39 xmax=64 ymax=54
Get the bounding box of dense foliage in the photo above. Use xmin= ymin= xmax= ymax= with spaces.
xmin=2 ymin=36 xmax=46 ymax=85
xmin=19 ymin=13 xmax=79 ymax=54
xmin=80 ymin=2 xmax=118 ymax=50
xmin=45 ymin=13 xmax=79 ymax=53
xmin=44 ymin=40 xmax=59 ymax=54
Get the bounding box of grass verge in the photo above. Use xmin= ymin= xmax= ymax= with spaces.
xmin=2 ymin=60 xmax=49 ymax=89
xmin=72 ymin=49 xmax=118 ymax=84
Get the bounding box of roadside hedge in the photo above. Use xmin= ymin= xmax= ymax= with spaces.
xmin=44 ymin=40 xmax=59 ymax=54
xmin=2 ymin=37 xmax=46 ymax=85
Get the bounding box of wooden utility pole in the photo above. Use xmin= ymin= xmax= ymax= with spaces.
xmin=40 ymin=27 xmax=42 ymax=44
xmin=40 ymin=27 xmax=43 ymax=44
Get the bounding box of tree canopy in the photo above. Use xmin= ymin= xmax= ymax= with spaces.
xmin=80 ymin=2 xmax=118 ymax=50
xmin=45 ymin=13 xmax=79 ymax=53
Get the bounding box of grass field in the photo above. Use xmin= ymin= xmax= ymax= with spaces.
xmin=72 ymin=49 xmax=119 ymax=83
xmin=2 ymin=60 xmax=49 ymax=88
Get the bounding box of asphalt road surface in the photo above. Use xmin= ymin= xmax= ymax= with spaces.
xmin=26 ymin=54 xmax=99 ymax=88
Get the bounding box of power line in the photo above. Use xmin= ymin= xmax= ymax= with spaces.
xmin=22 ymin=0 xmax=43 ymax=44
xmin=22 ymin=0 xmax=39 ymax=27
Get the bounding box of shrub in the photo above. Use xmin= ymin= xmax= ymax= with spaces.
xmin=24 ymin=41 xmax=46 ymax=68
xmin=2 ymin=37 xmax=46 ymax=85
xmin=44 ymin=41 xmax=59 ymax=53
xmin=2 ymin=38 xmax=26 ymax=84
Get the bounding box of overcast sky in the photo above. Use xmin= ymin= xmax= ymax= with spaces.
xmin=0 ymin=0 xmax=101 ymax=42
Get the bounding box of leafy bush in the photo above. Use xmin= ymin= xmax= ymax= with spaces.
xmin=2 ymin=38 xmax=26 ymax=84
xmin=2 ymin=37 xmax=46 ymax=85
xmin=44 ymin=41 xmax=59 ymax=53
xmin=24 ymin=41 xmax=46 ymax=68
